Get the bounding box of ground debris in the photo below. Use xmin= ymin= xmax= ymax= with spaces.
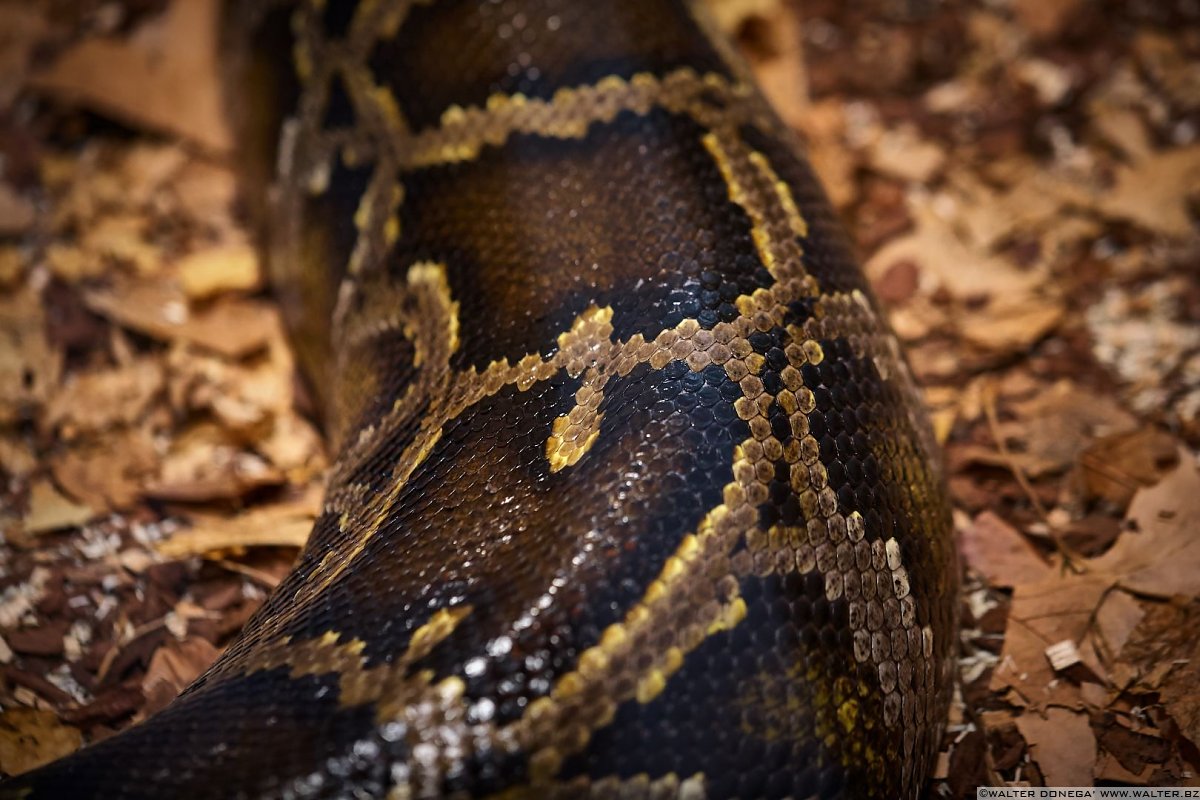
xmin=0 ymin=0 xmax=1197 ymax=791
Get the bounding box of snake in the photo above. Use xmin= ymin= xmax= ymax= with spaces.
xmin=1 ymin=0 xmax=958 ymax=797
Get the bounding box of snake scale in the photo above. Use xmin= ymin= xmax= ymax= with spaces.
xmin=1 ymin=1 xmax=958 ymax=797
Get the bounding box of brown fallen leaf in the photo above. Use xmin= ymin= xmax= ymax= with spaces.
xmin=170 ymin=160 xmax=239 ymax=229
xmin=1120 ymin=600 xmax=1200 ymax=751
xmin=145 ymin=422 xmax=284 ymax=503
xmin=29 ymin=0 xmax=232 ymax=152
xmin=957 ymin=511 xmax=1053 ymax=588
xmin=957 ymin=296 xmax=1064 ymax=353
xmin=22 ymin=480 xmax=95 ymax=536
xmin=117 ymin=143 xmax=190 ymax=207
xmin=1133 ymin=31 xmax=1200 ymax=113
xmin=795 ymin=101 xmax=857 ymax=210
xmin=0 ymin=4 xmax=47 ymax=113
xmin=85 ymin=281 xmax=279 ymax=359
xmin=1098 ymin=145 xmax=1200 ymax=239
xmin=864 ymin=194 xmax=1045 ymax=302
xmin=1088 ymin=454 xmax=1200 ymax=599
xmin=42 ymin=359 xmax=165 ymax=439
xmin=0 ymin=708 xmax=82 ymax=776
xmin=156 ymin=494 xmax=320 ymax=559
xmin=1076 ymin=427 xmax=1180 ymax=509
xmin=998 ymin=380 xmax=1138 ymax=478
xmin=990 ymin=573 xmax=1109 ymax=707
xmin=257 ymin=413 xmax=326 ymax=478
xmin=1090 ymin=589 xmax=1145 ymax=672
xmin=44 ymin=243 xmax=104 ymax=282
xmin=0 ymin=290 xmax=63 ymax=425
xmin=716 ymin=0 xmax=808 ymax=134
xmin=0 ymin=434 xmax=36 ymax=480
xmin=1015 ymin=707 xmax=1096 ymax=787
xmin=866 ymin=125 xmax=946 ymax=184
xmin=82 ymin=213 xmax=162 ymax=276
xmin=0 ymin=246 xmax=23 ymax=287
xmin=175 ymin=300 xmax=281 ymax=360
xmin=1089 ymin=101 xmax=1152 ymax=163
xmin=176 ymin=242 xmax=262 ymax=300
xmin=0 ymin=183 xmax=35 ymax=236
xmin=50 ymin=427 xmax=159 ymax=512
xmin=704 ymin=0 xmax=782 ymax=35
xmin=139 ymin=637 xmax=221 ymax=717
xmin=166 ymin=338 xmax=296 ymax=432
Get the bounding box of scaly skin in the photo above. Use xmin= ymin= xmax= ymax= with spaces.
xmin=1 ymin=1 xmax=957 ymax=797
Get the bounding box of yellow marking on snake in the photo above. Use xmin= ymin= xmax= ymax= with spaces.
xmin=397 ymin=69 xmax=759 ymax=170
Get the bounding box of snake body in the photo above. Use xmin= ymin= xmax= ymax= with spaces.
xmin=2 ymin=1 xmax=957 ymax=797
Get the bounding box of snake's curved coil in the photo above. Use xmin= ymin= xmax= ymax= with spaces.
xmin=1 ymin=1 xmax=957 ymax=797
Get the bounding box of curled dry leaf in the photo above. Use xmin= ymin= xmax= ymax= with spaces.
xmin=1091 ymin=589 xmax=1145 ymax=673
xmin=166 ymin=344 xmax=295 ymax=439
xmin=81 ymin=213 xmax=161 ymax=276
xmin=0 ymin=434 xmax=36 ymax=481
xmin=257 ymin=413 xmax=326 ymax=479
xmin=703 ymin=0 xmax=782 ymax=35
xmin=170 ymin=160 xmax=239 ymax=231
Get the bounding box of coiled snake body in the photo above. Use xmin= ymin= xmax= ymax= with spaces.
xmin=2 ymin=1 xmax=958 ymax=797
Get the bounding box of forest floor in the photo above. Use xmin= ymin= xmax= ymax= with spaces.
xmin=0 ymin=0 xmax=1198 ymax=794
